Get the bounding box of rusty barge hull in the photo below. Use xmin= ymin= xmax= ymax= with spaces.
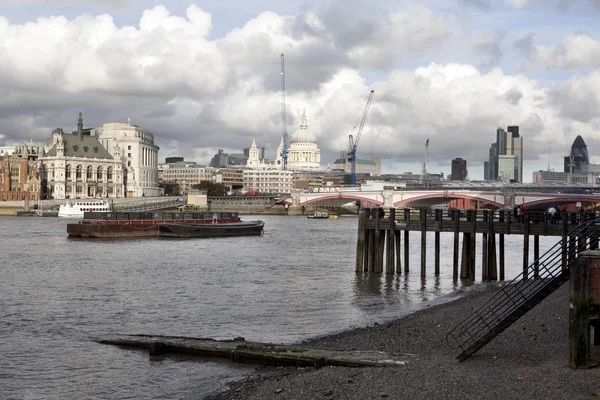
xmin=67 ymin=223 xmax=160 ymax=238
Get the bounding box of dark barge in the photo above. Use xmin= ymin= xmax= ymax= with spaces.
xmin=67 ymin=211 xmax=243 ymax=238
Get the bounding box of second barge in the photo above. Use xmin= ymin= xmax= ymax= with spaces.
xmin=67 ymin=211 xmax=242 ymax=238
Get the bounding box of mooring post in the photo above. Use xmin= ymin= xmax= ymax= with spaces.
xmin=420 ymin=208 xmax=427 ymax=277
xmin=355 ymin=208 xmax=367 ymax=272
xmin=499 ymin=210 xmax=505 ymax=280
xmin=435 ymin=209 xmax=441 ymax=276
xmin=404 ymin=208 xmax=410 ymax=273
xmin=386 ymin=208 xmax=396 ymax=274
xmin=453 ymin=209 xmax=459 ymax=280
xmin=569 ymin=253 xmax=591 ymax=369
xmin=523 ymin=210 xmax=530 ymax=280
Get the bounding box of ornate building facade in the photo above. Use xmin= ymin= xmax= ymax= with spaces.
xmin=0 ymin=143 xmax=44 ymax=201
xmin=97 ymin=122 xmax=162 ymax=197
xmin=39 ymin=113 xmax=124 ymax=200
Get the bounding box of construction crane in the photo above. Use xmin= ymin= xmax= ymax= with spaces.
xmin=564 ymin=127 xmax=573 ymax=183
xmin=419 ymin=139 xmax=430 ymax=186
xmin=280 ymin=53 xmax=289 ymax=170
xmin=348 ymin=90 xmax=374 ymax=186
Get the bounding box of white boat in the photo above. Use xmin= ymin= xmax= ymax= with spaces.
xmin=58 ymin=200 xmax=111 ymax=218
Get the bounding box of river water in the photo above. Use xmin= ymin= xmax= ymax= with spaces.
xmin=0 ymin=215 xmax=558 ymax=399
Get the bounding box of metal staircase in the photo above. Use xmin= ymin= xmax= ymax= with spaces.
xmin=446 ymin=219 xmax=600 ymax=362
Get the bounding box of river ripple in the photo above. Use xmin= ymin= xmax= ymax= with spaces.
xmin=0 ymin=215 xmax=557 ymax=399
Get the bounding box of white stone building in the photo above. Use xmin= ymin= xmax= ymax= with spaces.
xmin=97 ymin=122 xmax=162 ymax=197
xmin=287 ymin=110 xmax=321 ymax=171
xmin=243 ymin=169 xmax=294 ymax=193
xmin=39 ymin=113 xmax=124 ymax=200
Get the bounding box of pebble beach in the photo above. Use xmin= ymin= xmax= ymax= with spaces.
xmin=208 ymin=283 xmax=600 ymax=400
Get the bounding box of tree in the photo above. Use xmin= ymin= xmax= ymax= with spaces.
xmin=191 ymin=181 xmax=227 ymax=196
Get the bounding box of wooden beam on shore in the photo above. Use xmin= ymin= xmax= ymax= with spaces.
xmin=99 ymin=335 xmax=410 ymax=368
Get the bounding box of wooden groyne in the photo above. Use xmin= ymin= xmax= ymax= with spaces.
xmin=356 ymin=208 xmax=600 ymax=281
xmin=98 ymin=334 xmax=409 ymax=368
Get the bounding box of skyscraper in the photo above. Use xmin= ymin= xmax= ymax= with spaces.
xmin=451 ymin=157 xmax=468 ymax=181
xmin=486 ymin=125 xmax=523 ymax=182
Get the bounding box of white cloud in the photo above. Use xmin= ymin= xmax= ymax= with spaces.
xmin=534 ymin=33 xmax=600 ymax=69
xmin=1 ymin=2 xmax=600 ymax=181
xmin=3 ymin=0 xmax=130 ymax=7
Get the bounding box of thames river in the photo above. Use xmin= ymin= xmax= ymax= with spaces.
xmin=0 ymin=215 xmax=557 ymax=399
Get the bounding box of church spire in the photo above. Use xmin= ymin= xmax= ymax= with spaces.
xmin=77 ymin=111 xmax=83 ymax=139
xmin=300 ymin=109 xmax=307 ymax=129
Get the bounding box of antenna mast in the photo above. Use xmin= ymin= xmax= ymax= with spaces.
xmin=280 ymin=54 xmax=289 ymax=170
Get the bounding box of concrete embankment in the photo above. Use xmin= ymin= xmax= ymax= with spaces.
xmin=207 ymin=283 xmax=600 ymax=400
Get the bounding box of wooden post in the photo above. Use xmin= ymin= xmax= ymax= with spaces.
xmin=453 ymin=209 xmax=459 ymax=280
xmin=434 ymin=209 xmax=441 ymax=276
xmin=461 ymin=232 xmax=471 ymax=280
xmin=562 ymin=211 xmax=569 ymax=271
xmin=420 ymin=208 xmax=427 ymax=277
xmin=482 ymin=210 xmax=489 ymax=281
xmin=404 ymin=208 xmax=410 ymax=273
xmin=386 ymin=208 xmax=396 ymax=274
xmin=355 ymin=208 xmax=367 ymax=272
xmin=470 ymin=210 xmax=477 ymax=280
xmin=367 ymin=209 xmax=375 ymax=272
xmin=569 ymin=254 xmax=591 ymax=369
xmin=534 ymin=235 xmax=540 ymax=279
xmin=499 ymin=210 xmax=505 ymax=281
xmin=374 ymin=208 xmax=382 ymax=273
xmin=523 ymin=210 xmax=530 ymax=280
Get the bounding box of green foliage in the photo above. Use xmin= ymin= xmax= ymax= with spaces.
xmin=191 ymin=181 xmax=227 ymax=196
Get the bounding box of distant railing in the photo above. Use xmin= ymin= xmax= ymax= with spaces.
xmin=112 ymin=197 xmax=185 ymax=212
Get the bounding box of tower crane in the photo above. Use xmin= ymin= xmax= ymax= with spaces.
xmin=280 ymin=53 xmax=289 ymax=170
xmin=419 ymin=139 xmax=430 ymax=186
xmin=348 ymin=90 xmax=374 ymax=186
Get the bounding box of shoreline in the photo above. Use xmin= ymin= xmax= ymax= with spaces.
xmin=207 ymin=283 xmax=600 ymax=400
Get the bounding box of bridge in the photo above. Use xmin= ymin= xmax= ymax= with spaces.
xmin=282 ymin=188 xmax=600 ymax=212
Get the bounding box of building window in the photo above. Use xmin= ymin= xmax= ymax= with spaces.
xmin=128 ymin=145 xmax=131 ymax=150
xmin=65 ymin=164 xmax=72 ymax=179
xmin=97 ymin=166 xmax=103 ymax=180
xmin=87 ymin=165 xmax=93 ymax=179
xmin=128 ymin=153 xmax=131 ymax=158
xmin=107 ymin=167 xmax=113 ymax=182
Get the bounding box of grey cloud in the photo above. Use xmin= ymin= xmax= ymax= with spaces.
xmin=513 ymin=33 xmax=535 ymax=57
xmin=503 ymin=87 xmax=523 ymax=105
xmin=459 ymin=0 xmax=492 ymax=9
xmin=473 ymin=32 xmax=505 ymax=67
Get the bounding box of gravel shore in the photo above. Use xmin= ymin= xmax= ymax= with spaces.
xmin=208 ymin=283 xmax=600 ymax=400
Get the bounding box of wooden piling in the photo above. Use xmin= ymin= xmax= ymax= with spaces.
xmin=499 ymin=210 xmax=505 ymax=281
xmin=435 ymin=209 xmax=441 ymax=276
xmin=534 ymin=235 xmax=540 ymax=279
xmin=482 ymin=210 xmax=489 ymax=281
xmin=470 ymin=210 xmax=477 ymax=280
xmin=523 ymin=211 xmax=530 ymax=280
xmin=404 ymin=208 xmax=410 ymax=273
xmin=355 ymin=209 xmax=367 ymax=272
xmin=420 ymin=208 xmax=427 ymax=277
xmin=367 ymin=209 xmax=375 ymax=272
xmin=453 ymin=209 xmax=459 ymax=280
xmin=386 ymin=208 xmax=396 ymax=274
xmin=374 ymin=209 xmax=382 ymax=272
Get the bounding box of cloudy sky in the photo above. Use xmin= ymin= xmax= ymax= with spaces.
xmin=1 ymin=0 xmax=600 ymax=181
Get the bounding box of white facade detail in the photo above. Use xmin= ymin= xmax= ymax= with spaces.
xmin=246 ymin=138 xmax=262 ymax=168
xmin=98 ymin=122 xmax=162 ymax=198
xmin=287 ymin=110 xmax=321 ymax=171
xmin=243 ymin=169 xmax=294 ymax=193
xmin=39 ymin=114 xmax=125 ymax=200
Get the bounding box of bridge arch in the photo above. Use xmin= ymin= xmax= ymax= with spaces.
xmin=301 ymin=193 xmax=384 ymax=207
xmin=393 ymin=192 xmax=504 ymax=209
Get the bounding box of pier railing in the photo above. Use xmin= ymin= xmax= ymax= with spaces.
xmin=112 ymin=197 xmax=185 ymax=212
xmin=446 ymin=218 xmax=600 ymax=361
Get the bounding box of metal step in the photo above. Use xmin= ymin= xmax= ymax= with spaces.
xmin=446 ymin=219 xmax=599 ymax=361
